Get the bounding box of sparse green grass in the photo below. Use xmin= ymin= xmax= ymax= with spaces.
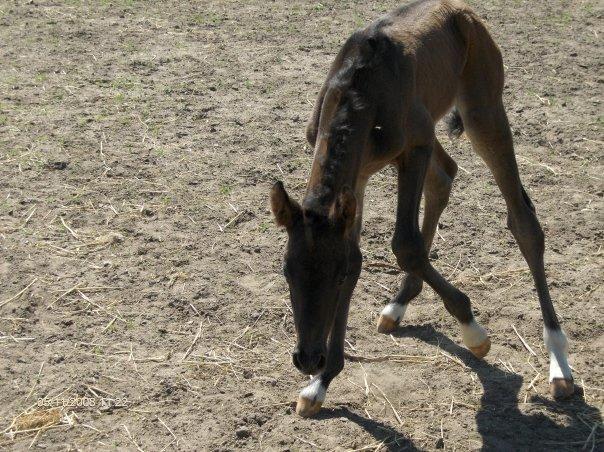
xmin=114 ymin=92 xmax=125 ymax=103
xmin=100 ymin=0 xmax=137 ymax=7
xmin=352 ymin=12 xmax=365 ymax=28
xmin=122 ymin=41 xmax=138 ymax=53
xmin=555 ymin=11 xmax=573 ymax=26
xmin=34 ymin=73 xmax=48 ymax=84
xmin=117 ymin=116 xmax=131 ymax=126
xmin=111 ymin=77 xmax=138 ymax=91
xmin=191 ymin=12 xmax=224 ymax=26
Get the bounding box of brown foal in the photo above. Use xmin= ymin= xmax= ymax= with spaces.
xmin=270 ymin=0 xmax=573 ymax=417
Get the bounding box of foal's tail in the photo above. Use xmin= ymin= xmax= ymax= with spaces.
xmin=445 ymin=107 xmax=465 ymax=139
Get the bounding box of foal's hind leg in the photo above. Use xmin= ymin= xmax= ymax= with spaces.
xmin=459 ymin=100 xmax=574 ymax=398
xmin=378 ymin=141 xmax=458 ymax=333
xmin=455 ymin=11 xmax=573 ymax=397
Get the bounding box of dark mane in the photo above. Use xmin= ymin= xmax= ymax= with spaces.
xmin=303 ymin=30 xmax=400 ymax=215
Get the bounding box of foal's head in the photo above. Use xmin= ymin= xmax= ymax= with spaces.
xmin=271 ymin=181 xmax=362 ymax=375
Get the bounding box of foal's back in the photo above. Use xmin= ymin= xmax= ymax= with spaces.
xmin=381 ymin=0 xmax=474 ymax=119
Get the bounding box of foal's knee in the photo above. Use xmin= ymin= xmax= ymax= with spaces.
xmin=392 ymin=235 xmax=427 ymax=274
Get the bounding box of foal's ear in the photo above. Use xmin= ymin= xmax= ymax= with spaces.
xmin=270 ymin=181 xmax=301 ymax=230
xmin=331 ymin=186 xmax=356 ymax=233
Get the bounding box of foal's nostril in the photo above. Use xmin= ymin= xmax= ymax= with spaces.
xmin=292 ymin=348 xmax=326 ymax=374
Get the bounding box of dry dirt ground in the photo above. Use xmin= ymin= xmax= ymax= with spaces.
xmin=0 ymin=0 xmax=603 ymax=450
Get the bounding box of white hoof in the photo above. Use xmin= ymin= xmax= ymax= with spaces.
xmin=460 ymin=319 xmax=490 ymax=358
xmin=296 ymin=378 xmax=326 ymax=417
xmin=544 ymin=327 xmax=573 ymax=398
xmin=377 ymin=303 xmax=407 ymax=334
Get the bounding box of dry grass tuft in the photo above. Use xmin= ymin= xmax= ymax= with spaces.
xmin=13 ymin=408 xmax=61 ymax=431
xmin=10 ymin=407 xmax=62 ymax=432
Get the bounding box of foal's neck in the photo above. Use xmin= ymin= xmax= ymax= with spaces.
xmin=303 ymin=108 xmax=369 ymax=215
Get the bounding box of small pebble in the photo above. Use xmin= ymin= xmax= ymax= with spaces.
xmin=235 ymin=427 xmax=250 ymax=439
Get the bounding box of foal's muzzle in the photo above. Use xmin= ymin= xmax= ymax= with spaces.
xmin=292 ymin=348 xmax=326 ymax=375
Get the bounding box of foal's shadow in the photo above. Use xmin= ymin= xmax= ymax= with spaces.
xmin=391 ymin=324 xmax=602 ymax=451
xmin=317 ymin=406 xmax=420 ymax=451
xmin=317 ymin=324 xmax=601 ymax=451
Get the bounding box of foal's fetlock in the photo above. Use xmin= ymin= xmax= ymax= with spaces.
xmin=460 ymin=319 xmax=491 ymax=359
xmin=377 ymin=303 xmax=407 ymax=334
xmin=544 ymin=327 xmax=574 ymax=399
xmin=296 ymin=377 xmax=326 ymax=417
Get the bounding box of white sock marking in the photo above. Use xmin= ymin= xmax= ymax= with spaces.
xmin=460 ymin=319 xmax=488 ymax=348
xmin=300 ymin=377 xmax=326 ymax=403
xmin=544 ymin=327 xmax=572 ymax=382
xmin=380 ymin=303 xmax=407 ymax=322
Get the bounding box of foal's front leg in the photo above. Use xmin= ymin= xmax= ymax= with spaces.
xmin=391 ymin=145 xmax=491 ymax=358
xmin=378 ymin=141 xmax=457 ymax=333
xmin=296 ymin=278 xmax=355 ymax=417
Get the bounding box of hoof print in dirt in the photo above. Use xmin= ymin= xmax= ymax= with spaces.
xmin=235 ymin=426 xmax=251 ymax=440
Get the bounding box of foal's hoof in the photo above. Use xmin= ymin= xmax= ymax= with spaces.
xmin=377 ymin=314 xmax=399 ymax=334
xmin=296 ymin=396 xmax=322 ymax=417
xmin=468 ymin=337 xmax=491 ymax=359
xmin=550 ymin=378 xmax=574 ymax=399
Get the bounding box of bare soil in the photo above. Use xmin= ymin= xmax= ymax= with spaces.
xmin=0 ymin=0 xmax=602 ymax=450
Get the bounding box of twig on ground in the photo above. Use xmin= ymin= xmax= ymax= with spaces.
xmin=157 ymin=417 xmax=179 ymax=446
xmin=21 ymin=205 xmax=36 ymax=228
xmin=181 ymin=321 xmax=203 ymax=361
xmin=295 ymin=436 xmax=319 ymax=448
xmin=365 ymin=261 xmax=400 ymax=272
xmin=511 ymin=324 xmax=537 ymax=356
xmin=526 ymin=373 xmax=541 ymax=393
xmin=372 ymin=383 xmax=403 ymax=426
xmin=438 ymin=350 xmax=469 ymax=369
xmin=345 ymin=351 xmax=435 ymax=364
xmin=60 ymin=217 xmax=79 ymax=239
xmin=0 ymin=278 xmax=38 ymax=309
xmin=582 ymin=422 xmax=599 ymax=451
xmin=221 ymin=210 xmax=245 ymax=231
xmin=516 ymin=155 xmax=560 ymax=176
xmin=122 ymin=424 xmax=145 ymax=452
